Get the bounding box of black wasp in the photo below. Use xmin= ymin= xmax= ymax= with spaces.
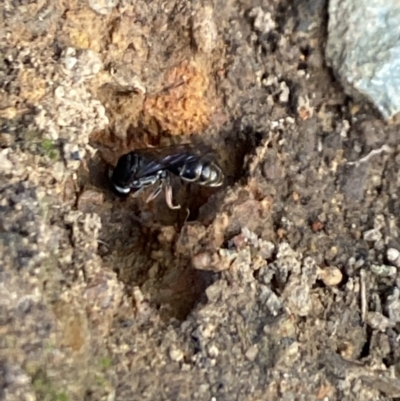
xmin=110 ymin=144 xmax=224 ymax=209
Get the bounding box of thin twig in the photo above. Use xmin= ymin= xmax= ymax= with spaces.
xmin=360 ymin=269 xmax=367 ymax=323
xmin=347 ymin=145 xmax=393 ymax=166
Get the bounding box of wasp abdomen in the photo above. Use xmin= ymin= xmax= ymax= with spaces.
xmin=179 ymin=160 xmax=223 ymax=187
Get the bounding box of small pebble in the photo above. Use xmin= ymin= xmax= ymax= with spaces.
xmin=366 ymin=311 xmax=396 ymax=331
xmin=157 ymin=226 xmax=176 ymax=243
xmin=63 ymin=56 xmax=78 ymax=70
xmin=0 ymin=133 xmax=14 ymax=147
xmin=88 ymin=0 xmax=119 ymax=15
xmin=0 ymin=152 xmax=13 ymax=171
xmin=207 ymin=344 xmax=219 ymax=358
xmin=169 ymin=346 xmax=184 ymax=362
xmin=387 ymin=248 xmax=400 ymax=267
xmin=54 ymin=86 xmax=65 ymax=99
xmin=279 ymin=81 xmax=290 ymax=103
xmin=370 ymin=264 xmax=396 ymax=278
xmin=192 ymin=252 xmax=212 ymax=270
xmin=192 ymin=249 xmax=236 ymax=272
xmin=363 ymin=228 xmax=382 ymax=242
xmin=387 ymin=288 xmax=400 ymax=322
xmin=353 ymin=142 xmax=362 ymax=153
xmin=249 ymin=7 xmax=276 ymax=33
xmin=318 ymin=266 xmax=343 ymax=286
xmin=245 ymin=345 xmax=258 ymax=361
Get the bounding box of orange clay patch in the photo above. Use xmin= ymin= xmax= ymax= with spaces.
xmin=142 ymin=60 xmax=214 ymax=136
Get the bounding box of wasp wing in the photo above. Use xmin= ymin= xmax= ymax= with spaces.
xmin=133 ymin=144 xmax=205 ymax=179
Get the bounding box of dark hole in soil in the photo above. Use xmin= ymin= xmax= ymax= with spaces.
xmin=359 ymin=327 xmax=372 ymax=359
xmin=82 ymin=128 xmax=254 ymax=320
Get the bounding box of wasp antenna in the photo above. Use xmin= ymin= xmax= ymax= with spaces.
xmin=183 ymin=208 xmax=190 ymax=225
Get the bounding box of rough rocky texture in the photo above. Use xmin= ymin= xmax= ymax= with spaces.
xmin=326 ymin=0 xmax=400 ymax=120
xmin=2 ymin=0 xmax=400 ymax=400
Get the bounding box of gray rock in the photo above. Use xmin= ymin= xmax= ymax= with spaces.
xmin=326 ymin=0 xmax=400 ymax=120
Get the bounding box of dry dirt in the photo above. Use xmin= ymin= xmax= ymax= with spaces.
xmin=1 ymin=1 xmax=400 ymax=400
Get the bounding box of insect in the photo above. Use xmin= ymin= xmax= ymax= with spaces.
xmin=110 ymin=144 xmax=224 ymax=209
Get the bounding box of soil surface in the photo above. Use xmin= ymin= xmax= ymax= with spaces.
xmin=1 ymin=1 xmax=400 ymax=400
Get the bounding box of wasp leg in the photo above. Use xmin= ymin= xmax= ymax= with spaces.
xmin=131 ymin=185 xmax=146 ymax=198
xmin=162 ymin=175 xmax=181 ymax=209
xmin=164 ymin=182 xmax=181 ymax=210
xmin=145 ymin=182 xmax=163 ymax=203
xmin=182 ymin=208 xmax=190 ymax=224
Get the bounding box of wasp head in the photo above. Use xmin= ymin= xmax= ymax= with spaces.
xmin=110 ymin=153 xmax=140 ymax=195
